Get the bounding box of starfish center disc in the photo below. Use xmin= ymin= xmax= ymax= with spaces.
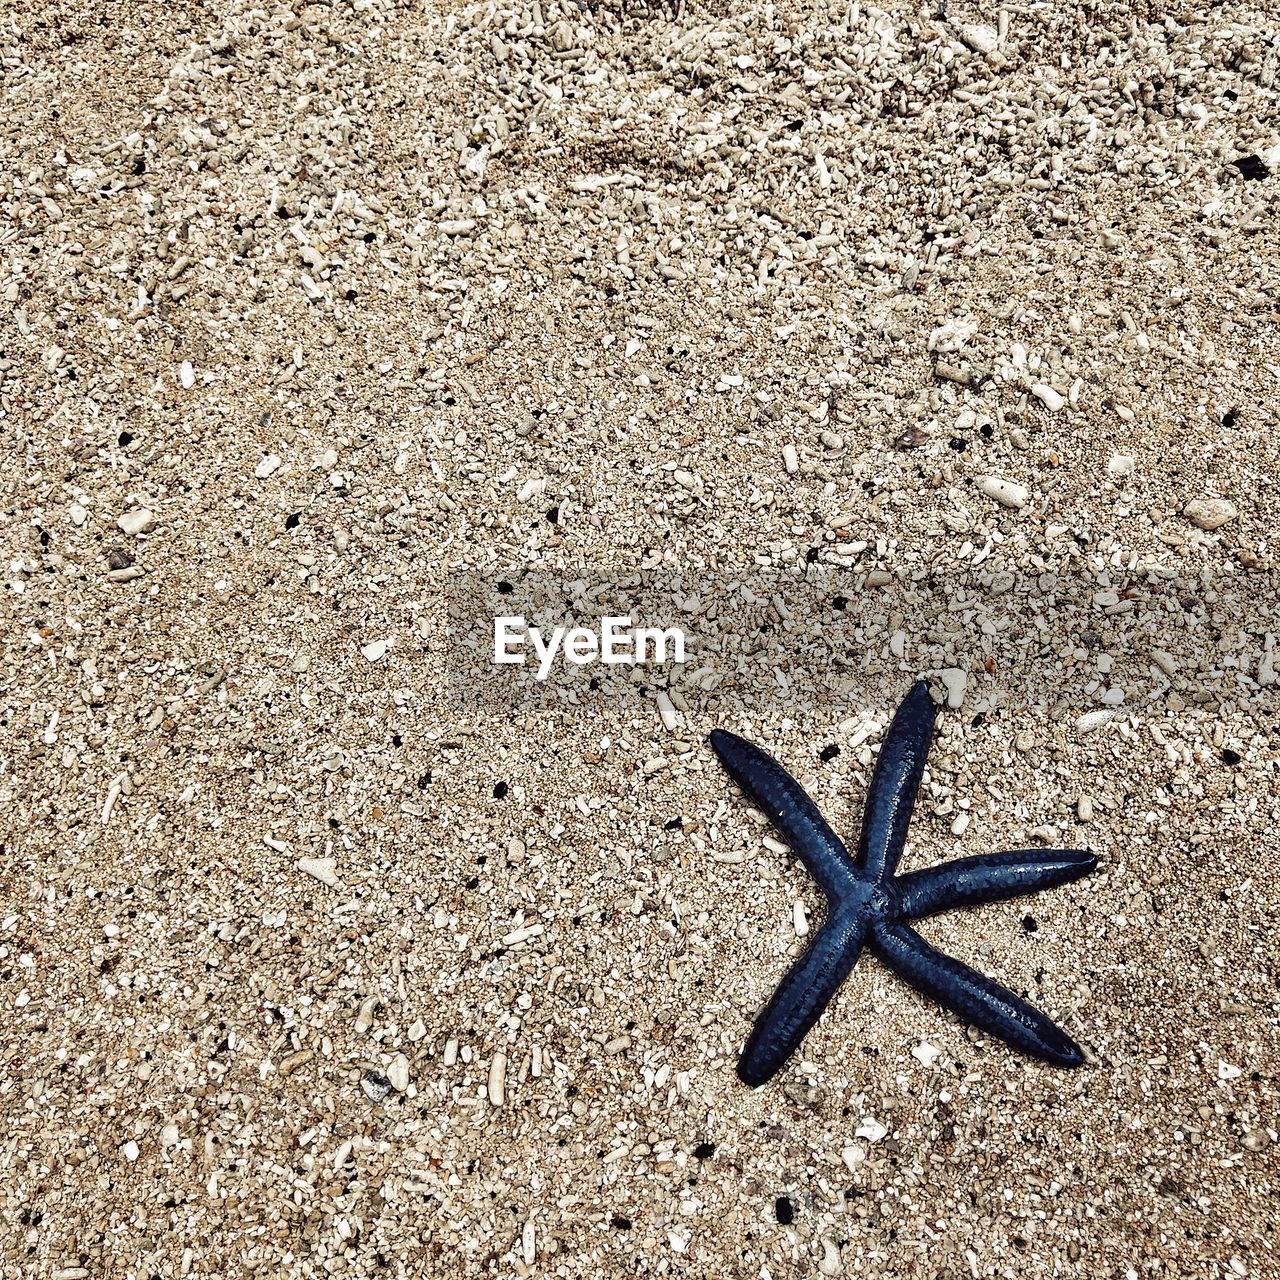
xmin=868 ymin=881 xmax=900 ymax=918
xmin=839 ymin=877 xmax=900 ymax=920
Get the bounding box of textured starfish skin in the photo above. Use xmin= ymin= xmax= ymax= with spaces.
xmin=710 ymin=681 xmax=1097 ymax=1087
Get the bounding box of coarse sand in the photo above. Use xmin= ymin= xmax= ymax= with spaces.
xmin=2 ymin=0 xmax=1278 ymax=1277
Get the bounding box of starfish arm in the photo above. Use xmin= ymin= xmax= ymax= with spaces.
xmin=738 ymin=912 xmax=869 ymax=1087
xmin=897 ymin=849 xmax=1097 ymax=920
xmin=710 ymin=729 xmax=858 ymax=900
xmin=857 ymin=681 xmax=935 ymax=882
xmin=870 ymin=920 xmax=1085 ymax=1067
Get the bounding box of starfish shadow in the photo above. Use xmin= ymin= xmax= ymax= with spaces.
xmin=710 ymin=680 xmax=1096 ymax=1087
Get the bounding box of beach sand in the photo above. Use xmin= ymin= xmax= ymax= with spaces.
xmin=2 ymin=0 xmax=1278 ymax=1276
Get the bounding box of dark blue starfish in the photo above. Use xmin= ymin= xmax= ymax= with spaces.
xmin=710 ymin=681 xmax=1096 ymax=1086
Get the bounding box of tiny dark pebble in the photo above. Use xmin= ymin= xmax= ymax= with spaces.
xmin=1021 ymin=915 xmax=1038 ymax=933
xmin=819 ymin=744 xmax=840 ymax=762
xmin=1231 ymin=153 xmax=1270 ymax=181
xmin=493 ymin=780 xmax=509 ymax=798
xmin=417 ymin=772 xmax=432 ymax=789
xmin=1222 ymin=408 xmax=1239 ymax=430
xmin=546 ymin=506 xmax=560 ymax=524
xmin=775 ymin=1196 xmax=794 ymax=1225
xmin=1220 ymin=747 xmax=1241 ymax=766
xmin=831 ymin=595 xmax=848 ymax=611
xmin=285 ymin=511 xmax=302 ymax=530
xmin=664 ymin=817 xmax=683 ymax=830
xmin=497 ymin=580 xmax=513 ymax=594
xmin=106 ymin=547 xmax=133 ymax=570
xmin=611 ymin=1216 xmax=632 ymax=1230
xmin=692 ymin=1141 xmax=716 ymax=1159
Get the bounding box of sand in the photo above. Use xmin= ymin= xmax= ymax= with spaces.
xmin=2 ymin=0 xmax=1278 ymax=1276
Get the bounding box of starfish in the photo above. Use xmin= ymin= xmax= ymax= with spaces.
xmin=710 ymin=680 xmax=1096 ymax=1087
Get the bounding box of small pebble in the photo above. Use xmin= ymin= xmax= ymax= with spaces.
xmin=361 ymin=1070 xmax=392 ymax=1102
xmin=362 ymin=639 xmax=389 ymax=662
xmin=1030 ymin=384 xmax=1066 ymax=412
xmin=841 ymin=1143 xmax=866 ymax=1171
xmin=911 ymin=1041 xmax=941 ymax=1067
xmin=178 ymin=360 xmax=195 ymax=389
xmin=855 ymin=1116 xmax=888 ymax=1143
xmin=117 ymin=507 xmax=154 ymax=535
xmin=976 ymin=476 xmax=1029 ymax=509
xmin=937 ymin=667 xmax=968 ymax=708
xmin=1258 ymin=646 xmax=1276 ymax=687
xmin=782 ymin=443 xmax=799 ymax=474
xmin=1077 ymin=708 xmax=1119 ymax=733
xmin=958 ymin=23 xmax=998 ymax=55
xmin=255 ymin=454 xmax=282 ymax=478
xmin=297 ymin=856 xmax=338 ymax=887
xmin=387 ymin=1054 xmax=410 ymax=1092
xmin=488 ymin=1052 xmax=508 ymax=1106
xmin=928 ymin=318 xmax=978 ymax=353
xmin=655 ymin=690 xmax=679 ymax=732
xmin=793 ymin=901 xmax=809 ymax=937
xmin=354 ymin=995 xmax=379 ymax=1034
xmin=278 ymin=1049 xmax=314 ymax=1077
xmin=818 ymin=1238 xmax=843 ymax=1275
xmin=1183 ymin=498 xmax=1237 ymax=530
